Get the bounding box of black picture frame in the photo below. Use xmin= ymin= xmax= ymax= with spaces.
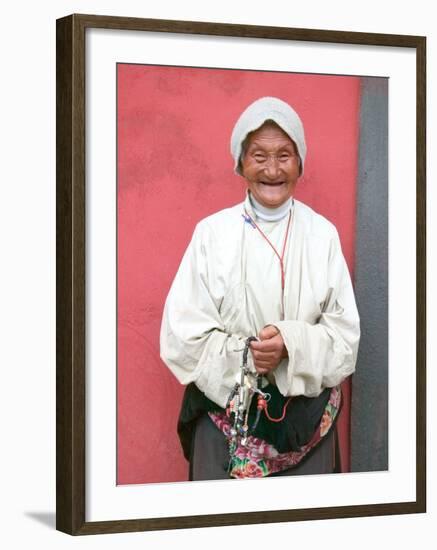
xmin=56 ymin=13 xmax=426 ymax=535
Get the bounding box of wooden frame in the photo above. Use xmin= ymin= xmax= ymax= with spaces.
xmin=56 ymin=13 xmax=426 ymax=535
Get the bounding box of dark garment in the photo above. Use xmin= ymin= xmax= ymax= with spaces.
xmin=189 ymin=413 xmax=338 ymax=481
xmin=178 ymin=382 xmax=331 ymax=460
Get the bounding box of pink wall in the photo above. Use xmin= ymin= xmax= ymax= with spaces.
xmin=117 ymin=64 xmax=360 ymax=484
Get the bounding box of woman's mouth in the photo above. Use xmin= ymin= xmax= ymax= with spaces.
xmin=259 ymin=181 xmax=285 ymax=186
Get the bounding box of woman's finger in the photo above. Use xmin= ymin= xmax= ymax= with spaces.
xmin=252 ymin=349 xmax=276 ymax=361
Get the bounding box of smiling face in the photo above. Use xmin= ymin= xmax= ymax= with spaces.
xmin=240 ymin=122 xmax=301 ymax=209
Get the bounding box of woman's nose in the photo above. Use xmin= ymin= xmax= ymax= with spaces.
xmin=263 ymin=156 xmax=281 ymax=178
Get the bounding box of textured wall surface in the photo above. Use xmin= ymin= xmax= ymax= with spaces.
xmin=116 ymin=64 xmax=361 ymax=484
xmin=351 ymin=77 xmax=389 ymax=471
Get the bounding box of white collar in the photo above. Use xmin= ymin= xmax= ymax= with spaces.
xmin=249 ymin=193 xmax=293 ymax=222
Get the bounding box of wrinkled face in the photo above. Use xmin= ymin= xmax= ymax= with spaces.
xmin=240 ymin=122 xmax=300 ymax=208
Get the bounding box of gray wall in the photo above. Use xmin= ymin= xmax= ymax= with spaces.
xmin=351 ymin=77 xmax=389 ymax=472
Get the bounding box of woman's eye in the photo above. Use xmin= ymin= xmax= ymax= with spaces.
xmin=253 ymin=154 xmax=266 ymax=162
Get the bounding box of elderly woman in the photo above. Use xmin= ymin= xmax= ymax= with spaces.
xmin=160 ymin=97 xmax=360 ymax=480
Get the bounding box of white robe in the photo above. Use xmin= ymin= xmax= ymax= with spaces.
xmin=160 ymin=193 xmax=360 ymax=409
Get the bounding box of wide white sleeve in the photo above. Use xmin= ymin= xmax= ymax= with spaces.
xmin=272 ymin=231 xmax=360 ymax=398
xmin=160 ymin=222 xmax=254 ymax=408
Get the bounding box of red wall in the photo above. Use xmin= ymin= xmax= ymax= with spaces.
xmin=117 ymin=64 xmax=360 ymax=484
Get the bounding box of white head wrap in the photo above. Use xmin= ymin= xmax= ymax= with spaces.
xmin=230 ymin=96 xmax=307 ymax=176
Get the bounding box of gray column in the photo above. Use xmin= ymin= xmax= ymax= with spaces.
xmin=351 ymin=77 xmax=389 ymax=472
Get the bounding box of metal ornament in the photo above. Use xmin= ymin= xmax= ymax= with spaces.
xmin=225 ymin=336 xmax=271 ymax=470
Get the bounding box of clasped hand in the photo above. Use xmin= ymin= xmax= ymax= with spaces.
xmin=250 ymin=325 xmax=288 ymax=376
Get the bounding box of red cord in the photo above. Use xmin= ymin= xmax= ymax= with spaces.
xmin=244 ymin=209 xmax=292 ymax=291
xmin=258 ymin=396 xmax=293 ymax=422
xmin=244 ymin=208 xmax=293 ymax=319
